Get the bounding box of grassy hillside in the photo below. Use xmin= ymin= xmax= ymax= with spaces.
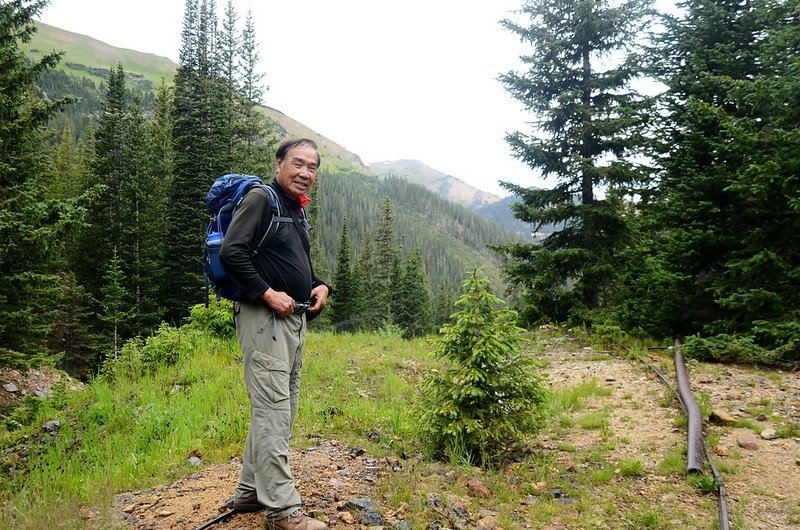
xmin=263 ymin=106 xmax=371 ymax=176
xmin=25 ymin=22 xmax=176 ymax=90
xmin=0 ymin=310 xmax=435 ymax=528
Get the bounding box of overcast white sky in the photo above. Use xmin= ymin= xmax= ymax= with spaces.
xmin=38 ymin=0 xmax=546 ymax=196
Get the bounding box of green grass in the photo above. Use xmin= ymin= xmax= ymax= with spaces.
xmin=0 ymin=329 xmax=434 ymax=528
xmin=549 ymin=379 xmax=613 ymax=415
xmin=618 ymin=458 xmax=647 ymax=477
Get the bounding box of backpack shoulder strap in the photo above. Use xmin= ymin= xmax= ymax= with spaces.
xmin=249 ymin=184 xmax=294 ymax=255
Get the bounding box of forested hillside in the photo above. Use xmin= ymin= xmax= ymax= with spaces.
xmin=369 ymin=159 xmax=501 ymax=208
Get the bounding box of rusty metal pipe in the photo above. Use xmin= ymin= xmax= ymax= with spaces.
xmin=674 ymin=350 xmax=704 ymax=473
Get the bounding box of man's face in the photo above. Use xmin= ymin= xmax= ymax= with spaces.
xmin=275 ymin=144 xmax=318 ymax=199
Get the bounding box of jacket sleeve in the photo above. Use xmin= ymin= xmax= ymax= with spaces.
xmin=312 ymin=276 xmax=332 ymax=297
xmin=219 ymin=188 xmax=271 ymax=301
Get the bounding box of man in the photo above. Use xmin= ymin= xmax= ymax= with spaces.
xmin=220 ymin=138 xmax=331 ymax=530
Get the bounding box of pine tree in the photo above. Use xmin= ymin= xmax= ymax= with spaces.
xmin=633 ymin=0 xmax=800 ymax=362
xmin=497 ymin=0 xmax=653 ymax=324
xmin=352 ymin=231 xmax=376 ymax=331
xmin=418 ymin=270 xmax=548 ymax=465
xmin=47 ymin=122 xmax=83 ymax=199
xmin=329 ymin=217 xmax=356 ymax=331
xmin=166 ymin=0 xmax=229 ymax=322
xmin=236 ymin=9 xmax=274 ymax=175
xmin=394 ymin=248 xmax=433 ymax=338
xmin=0 ymin=0 xmax=79 ymax=364
xmin=98 ymin=248 xmax=134 ymax=359
xmin=373 ymin=198 xmax=401 ymax=327
xmin=122 ymin=96 xmax=166 ymax=333
xmin=643 ymin=0 xmax=766 ymax=337
xmin=217 ymin=0 xmax=238 ymax=162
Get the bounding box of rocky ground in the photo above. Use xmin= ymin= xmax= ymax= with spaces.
xmin=4 ymin=340 xmax=799 ymax=529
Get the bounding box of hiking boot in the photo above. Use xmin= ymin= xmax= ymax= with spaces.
xmin=264 ymin=509 xmax=328 ymax=530
xmin=218 ymin=496 xmax=265 ymax=513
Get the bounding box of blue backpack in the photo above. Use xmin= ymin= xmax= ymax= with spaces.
xmin=203 ymin=174 xmax=297 ymax=301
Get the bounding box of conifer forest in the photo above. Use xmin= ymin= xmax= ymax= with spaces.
xmin=1 ymin=0 xmax=799 ymax=379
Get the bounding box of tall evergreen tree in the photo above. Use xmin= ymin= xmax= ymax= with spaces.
xmin=643 ymin=0 xmax=765 ymax=337
xmin=98 ymin=248 xmax=133 ymax=359
xmin=329 ymin=217 xmax=356 ymax=331
xmin=352 ymin=231 xmax=376 ymax=331
xmin=166 ymin=0 xmax=229 ymax=322
xmin=373 ymin=198 xmax=401 ymax=326
xmin=122 ymin=96 xmax=165 ymax=333
xmin=217 ymin=0 xmax=239 ymax=162
xmin=0 ymin=0 xmax=79 ymax=364
xmin=497 ymin=0 xmax=653 ymax=324
xmin=236 ymin=9 xmax=274 ymax=175
xmin=394 ymin=248 xmax=433 ymax=338
xmin=626 ymin=0 xmax=800 ymax=362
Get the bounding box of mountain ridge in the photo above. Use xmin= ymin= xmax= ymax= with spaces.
xmin=27 ymin=21 xmax=510 ymax=206
xmin=369 ymin=159 xmax=503 ymax=209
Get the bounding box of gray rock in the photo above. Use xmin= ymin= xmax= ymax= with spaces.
xmin=3 ymin=383 xmax=19 ymax=393
xmin=42 ymin=420 xmax=61 ymax=435
xmin=394 ymin=522 xmax=412 ymax=530
xmin=760 ymin=428 xmax=778 ymax=440
xmin=345 ymin=498 xmax=374 ymax=511
xmin=360 ymin=509 xmax=383 ymax=526
xmin=187 ymin=456 xmax=202 ymax=466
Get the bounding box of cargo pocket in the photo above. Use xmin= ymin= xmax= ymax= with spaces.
xmin=250 ymin=350 xmax=290 ymax=408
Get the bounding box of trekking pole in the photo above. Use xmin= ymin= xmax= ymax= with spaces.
xmin=193 ymin=509 xmax=237 ymax=530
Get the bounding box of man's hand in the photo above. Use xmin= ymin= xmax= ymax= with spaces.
xmin=307 ymin=285 xmax=329 ymax=314
xmin=261 ymin=288 xmax=295 ymax=317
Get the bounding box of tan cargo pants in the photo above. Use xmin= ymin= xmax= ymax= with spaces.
xmin=233 ymin=301 xmax=305 ymax=520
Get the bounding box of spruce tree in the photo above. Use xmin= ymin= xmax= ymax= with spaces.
xmin=352 ymin=231 xmax=376 ymax=331
xmin=373 ymin=198 xmax=401 ymax=327
xmin=394 ymin=248 xmax=433 ymax=338
xmin=236 ymin=9 xmax=274 ymax=175
xmin=644 ymin=0 xmax=765 ymax=337
xmin=0 ymin=0 xmax=78 ymax=364
xmin=329 ymin=217 xmax=355 ymax=331
xmin=497 ymin=0 xmax=653 ymax=324
xmin=418 ymin=270 xmax=547 ymax=465
xmin=99 ymin=248 xmax=133 ymax=359
xmin=638 ymin=0 xmax=800 ymax=362
xmin=123 ymin=96 xmax=166 ymax=333
xmin=166 ymin=0 xmax=228 ymax=322
xmin=217 ymin=0 xmax=239 ymax=162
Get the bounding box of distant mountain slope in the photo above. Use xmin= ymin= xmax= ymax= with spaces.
xmin=368 ymin=159 xmax=552 ymax=240
xmin=369 ymin=160 xmax=501 ymax=208
xmin=263 ymin=107 xmax=371 ymax=176
xmin=26 ymin=22 xmax=176 ymax=89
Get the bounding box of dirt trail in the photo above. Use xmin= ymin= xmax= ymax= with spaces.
xmin=114 ymin=341 xmax=800 ymax=529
